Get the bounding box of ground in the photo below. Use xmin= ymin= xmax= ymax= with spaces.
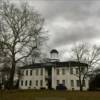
xmin=0 ymin=90 xmax=100 ymax=100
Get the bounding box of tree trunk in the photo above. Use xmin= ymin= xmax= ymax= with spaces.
xmin=79 ymin=75 xmax=83 ymax=91
xmin=80 ymin=84 xmax=83 ymax=91
xmin=8 ymin=56 xmax=16 ymax=89
xmin=79 ymin=67 xmax=83 ymax=91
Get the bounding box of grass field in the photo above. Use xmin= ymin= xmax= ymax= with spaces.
xmin=0 ymin=90 xmax=100 ymax=100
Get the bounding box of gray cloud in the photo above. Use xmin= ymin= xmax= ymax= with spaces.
xmin=40 ymin=0 xmax=100 ymax=48
xmin=10 ymin=0 xmax=100 ymax=60
xmin=47 ymin=16 xmax=100 ymax=48
xmin=31 ymin=0 xmax=99 ymax=21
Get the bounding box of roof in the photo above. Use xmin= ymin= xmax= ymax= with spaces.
xmin=20 ymin=63 xmax=53 ymax=69
xmin=20 ymin=61 xmax=88 ymax=69
xmin=50 ymin=49 xmax=59 ymax=54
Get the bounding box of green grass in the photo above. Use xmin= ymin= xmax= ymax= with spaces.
xmin=0 ymin=90 xmax=100 ymax=100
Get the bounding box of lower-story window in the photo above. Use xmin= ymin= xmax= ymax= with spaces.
xmin=40 ymin=80 xmax=43 ymax=87
xmin=76 ymin=80 xmax=86 ymax=87
xmin=71 ymin=80 xmax=74 ymax=87
xmin=29 ymin=80 xmax=32 ymax=86
xmin=76 ymin=80 xmax=80 ymax=87
xmin=25 ymin=80 xmax=27 ymax=86
xmin=62 ymin=80 xmax=65 ymax=85
xmin=36 ymin=80 xmax=38 ymax=86
xmin=57 ymin=80 xmax=59 ymax=85
xmin=83 ymin=80 xmax=86 ymax=87
xmin=21 ymin=80 xmax=23 ymax=86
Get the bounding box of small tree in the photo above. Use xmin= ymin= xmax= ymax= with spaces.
xmin=0 ymin=66 xmax=10 ymax=89
xmin=71 ymin=42 xmax=100 ymax=91
xmin=0 ymin=2 xmax=47 ymax=89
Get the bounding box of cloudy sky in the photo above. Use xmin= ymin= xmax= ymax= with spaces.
xmin=10 ymin=0 xmax=100 ymax=60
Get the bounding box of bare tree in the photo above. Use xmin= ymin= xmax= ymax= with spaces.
xmin=71 ymin=42 xmax=100 ymax=91
xmin=24 ymin=48 xmax=41 ymax=65
xmin=0 ymin=2 xmax=47 ymax=89
xmin=86 ymin=45 xmax=100 ymax=67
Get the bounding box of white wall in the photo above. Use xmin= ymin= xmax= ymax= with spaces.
xmin=19 ymin=68 xmax=47 ymax=89
xmin=19 ymin=66 xmax=89 ymax=90
xmin=52 ymin=66 xmax=89 ymax=90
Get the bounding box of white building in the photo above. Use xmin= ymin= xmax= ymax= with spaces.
xmin=19 ymin=49 xmax=89 ymax=90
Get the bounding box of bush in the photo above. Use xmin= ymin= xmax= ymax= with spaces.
xmin=56 ymin=84 xmax=67 ymax=90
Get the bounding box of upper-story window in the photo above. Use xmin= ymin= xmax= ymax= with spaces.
xmin=76 ymin=68 xmax=79 ymax=74
xmin=56 ymin=69 xmax=60 ymax=75
xmin=70 ymin=68 xmax=73 ymax=74
xmin=30 ymin=70 xmax=32 ymax=76
xmin=26 ymin=70 xmax=28 ymax=76
xmin=62 ymin=68 xmax=65 ymax=75
xmin=40 ymin=69 xmax=43 ymax=75
xmin=36 ymin=69 xmax=38 ymax=76
xmin=21 ymin=70 xmax=24 ymax=75
xmin=81 ymin=67 xmax=85 ymax=73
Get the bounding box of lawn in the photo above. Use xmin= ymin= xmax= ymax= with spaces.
xmin=0 ymin=90 xmax=100 ymax=100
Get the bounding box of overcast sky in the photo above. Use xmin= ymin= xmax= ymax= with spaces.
xmin=10 ymin=0 xmax=100 ymax=60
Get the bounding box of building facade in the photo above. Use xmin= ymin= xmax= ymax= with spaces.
xmin=19 ymin=50 xmax=89 ymax=90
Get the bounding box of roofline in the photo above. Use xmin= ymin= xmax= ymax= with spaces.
xmin=19 ymin=61 xmax=88 ymax=69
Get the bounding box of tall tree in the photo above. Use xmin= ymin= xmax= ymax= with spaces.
xmin=0 ymin=2 xmax=47 ymax=89
xmin=71 ymin=42 xmax=100 ymax=91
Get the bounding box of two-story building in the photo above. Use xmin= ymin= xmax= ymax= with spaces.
xmin=19 ymin=49 xmax=89 ymax=90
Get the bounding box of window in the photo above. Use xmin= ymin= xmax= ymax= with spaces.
xmin=40 ymin=80 xmax=43 ymax=87
xmin=36 ymin=80 xmax=38 ymax=86
xmin=36 ymin=69 xmax=38 ymax=76
xmin=21 ymin=80 xmax=23 ymax=86
xmin=22 ymin=70 xmax=24 ymax=75
xmin=83 ymin=80 xmax=85 ymax=87
xmin=70 ymin=68 xmax=73 ymax=74
xmin=71 ymin=80 xmax=74 ymax=87
xmin=56 ymin=69 xmax=59 ymax=75
xmin=26 ymin=70 xmax=28 ymax=76
xmin=76 ymin=68 xmax=79 ymax=74
xmin=30 ymin=70 xmax=32 ymax=76
xmin=62 ymin=80 xmax=65 ymax=85
xmin=40 ymin=69 xmax=43 ymax=75
xmin=81 ymin=68 xmax=85 ymax=73
xmin=25 ymin=80 xmax=27 ymax=86
xmin=57 ymin=80 xmax=59 ymax=85
xmin=76 ymin=80 xmax=80 ymax=87
xmin=76 ymin=80 xmax=85 ymax=87
xmin=62 ymin=68 xmax=65 ymax=75
xmin=29 ymin=80 xmax=32 ymax=86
